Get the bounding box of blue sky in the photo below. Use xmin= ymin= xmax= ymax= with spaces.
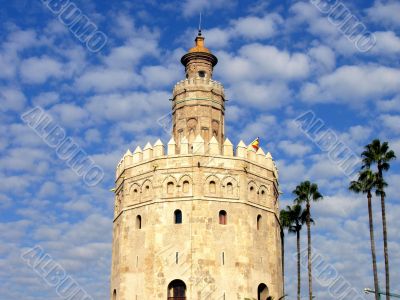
xmin=1 ymin=0 xmax=399 ymax=299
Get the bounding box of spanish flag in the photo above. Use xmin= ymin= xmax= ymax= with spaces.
xmin=251 ymin=137 xmax=260 ymax=151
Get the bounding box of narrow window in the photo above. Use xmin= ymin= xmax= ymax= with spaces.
xmin=227 ymin=182 xmax=233 ymax=194
xmin=174 ymin=209 xmax=182 ymax=224
xmin=167 ymin=182 xmax=174 ymax=194
xmin=136 ymin=256 xmax=139 ymax=267
xmin=209 ymin=181 xmax=216 ymax=193
xmin=133 ymin=188 xmax=138 ymax=199
xmin=113 ymin=290 xmax=116 ymax=300
xmin=136 ymin=215 xmax=142 ymax=229
xmin=183 ymin=180 xmax=189 ymax=193
xmin=176 ymin=252 xmax=179 ymax=264
xmin=144 ymin=185 xmax=150 ymax=196
xmin=222 ymin=252 xmax=225 ymax=265
xmin=258 ymin=284 xmax=268 ymax=300
xmin=257 ymin=215 xmax=262 ymax=231
xmin=219 ymin=210 xmax=227 ymax=225
xmin=168 ymin=280 xmax=186 ymax=299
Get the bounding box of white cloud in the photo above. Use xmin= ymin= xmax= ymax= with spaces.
xmin=203 ymin=28 xmax=231 ymax=49
xmin=85 ymin=128 xmax=102 ymax=144
xmin=75 ymin=68 xmax=143 ymax=92
xmin=0 ymin=87 xmax=26 ymax=112
xmin=301 ymin=65 xmax=400 ymax=104
xmin=103 ymin=38 xmax=159 ymax=69
xmin=141 ymin=64 xmax=181 ymax=88
xmin=32 ymin=92 xmax=59 ymax=107
xmin=50 ymin=103 xmax=89 ymax=127
xmin=231 ymin=14 xmax=283 ymax=40
xmin=203 ymin=13 xmax=282 ymax=49
xmin=366 ymin=1 xmax=400 ymax=28
xmin=20 ymin=56 xmax=64 ymax=84
xmin=182 ymin=0 xmax=236 ymax=17
xmin=289 ymin=1 xmax=338 ymax=37
xmin=217 ymin=44 xmax=310 ymax=83
xmin=313 ymin=194 xmax=364 ymax=218
xmin=85 ymin=91 xmax=170 ymax=122
xmin=377 ymin=95 xmax=400 ymax=113
xmin=278 ymin=140 xmax=312 ymax=157
xmin=308 ymin=45 xmax=336 ymax=72
xmin=379 ymin=114 xmax=400 ymax=134
xmin=38 ymin=181 xmax=58 ymax=197
xmin=371 ymin=31 xmax=400 ymax=55
xmin=229 ymin=81 xmax=291 ymax=109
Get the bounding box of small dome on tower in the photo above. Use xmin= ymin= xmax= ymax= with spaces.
xmin=188 ymin=30 xmax=211 ymax=54
xmin=181 ymin=30 xmax=218 ymax=67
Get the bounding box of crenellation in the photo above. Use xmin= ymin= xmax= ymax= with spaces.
xmin=193 ymin=134 xmax=205 ymax=154
xmin=265 ymin=152 xmax=274 ymax=170
xmin=256 ymin=147 xmax=266 ymax=166
xmin=123 ymin=149 xmax=133 ymax=169
xmin=172 ymin=78 xmax=225 ymax=98
xmin=236 ymin=140 xmax=247 ymax=158
xmin=180 ymin=137 xmax=189 ymax=154
xmin=208 ymin=136 xmax=220 ymax=155
xmin=167 ymin=137 xmax=176 ymax=155
xmin=247 ymin=145 xmax=257 ymax=161
xmin=153 ymin=139 xmax=164 ymax=157
xmin=143 ymin=142 xmax=153 ymax=161
xmin=223 ymin=138 xmax=234 ymax=156
xmin=133 ymin=146 xmax=143 ymax=164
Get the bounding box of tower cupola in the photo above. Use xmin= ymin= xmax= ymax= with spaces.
xmin=181 ymin=30 xmax=218 ymax=80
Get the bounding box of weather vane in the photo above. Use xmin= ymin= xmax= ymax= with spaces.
xmin=198 ymin=11 xmax=202 ymax=36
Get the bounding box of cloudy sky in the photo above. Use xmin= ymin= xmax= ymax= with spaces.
xmin=0 ymin=0 xmax=399 ymax=299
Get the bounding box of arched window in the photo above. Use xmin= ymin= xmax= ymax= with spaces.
xmin=183 ymin=180 xmax=189 ymax=193
xmin=168 ymin=279 xmax=186 ymax=300
xmin=209 ymin=181 xmax=216 ymax=193
xmin=219 ymin=210 xmax=227 ymax=225
xmin=257 ymin=215 xmax=262 ymax=230
xmin=226 ymin=182 xmax=233 ymax=194
xmin=113 ymin=289 xmax=116 ymax=300
xmin=136 ymin=215 xmax=142 ymax=229
xmin=257 ymin=283 xmax=268 ymax=300
xmin=167 ymin=182 xmax=174 ymax=194
xmin=174 ymin=210 xmax=182 ymax=224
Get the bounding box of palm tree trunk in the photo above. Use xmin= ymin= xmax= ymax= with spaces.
xmin=297 ymin=230 xmax=301 ymax=300
xmin=281 ymin=229 xmax=285 ymax=297
xmin=379 ymin=168 xmax=390 ymax=300
xmin=380 ymin=192 xmax=390 ymax=299
xmin=306 ymin=202 xmax=312 ymax=300
xmin=368 ymin=191 xmax=380 ymax=300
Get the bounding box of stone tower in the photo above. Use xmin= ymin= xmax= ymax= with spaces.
xmin=110 ymin=31 xmax=283 ymax=300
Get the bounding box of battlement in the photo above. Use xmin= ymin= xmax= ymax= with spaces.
xmin=172 ymin=77 xmax=225 ymax=98
xmin=115 ymin=136 xmax=279 ymax=180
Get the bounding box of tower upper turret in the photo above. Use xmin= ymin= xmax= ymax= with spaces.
xmin=172 ymin=31 xmax=225 ymax=151
xmin=181 ymin=30 xmax=218 ymax=80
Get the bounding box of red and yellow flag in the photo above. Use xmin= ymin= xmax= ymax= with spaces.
xmin=251 ymin=137 xmax=260 ymax=151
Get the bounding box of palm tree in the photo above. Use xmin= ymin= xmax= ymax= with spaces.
xmin=280 ymin=208 xmax=289 ymax=299
xmin=349 ymin=169 xmax=382 ymax=300
xmin=293 ymin=181 xmax=323 ymax=300
xmin=281 ymin=205 xmax=309 ymax=300
xmin=362 ymin=139 xmax=396 ymax=299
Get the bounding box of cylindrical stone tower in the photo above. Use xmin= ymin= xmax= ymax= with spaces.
xmin=110 ymin=31 xmax=283 ymax=300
